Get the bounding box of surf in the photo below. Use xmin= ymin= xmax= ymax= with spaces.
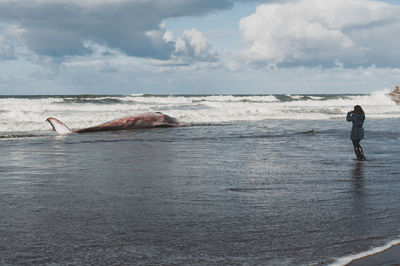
xmin=0 ymin=90 xmax=398 ymax=133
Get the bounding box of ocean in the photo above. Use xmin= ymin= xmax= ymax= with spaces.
xmin=0 ymin=90 xmax=399 ymax=265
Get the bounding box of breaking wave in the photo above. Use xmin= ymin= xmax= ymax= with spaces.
xmin=0 ymin=89 xmax=398 ymax=133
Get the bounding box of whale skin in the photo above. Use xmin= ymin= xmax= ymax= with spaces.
xmin=46 ymin=112 xmax=184 ymax=134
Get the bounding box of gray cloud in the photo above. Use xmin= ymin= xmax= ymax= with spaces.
xmin=0 ymin=41 xmax=16 ymax=60
xmin=0 ymin=27 xmax=17 ymax=60
xmin=0 ymin=0 xmax=260 ymax=60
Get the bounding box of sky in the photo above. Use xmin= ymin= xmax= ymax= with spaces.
xmin=0 ymin=0 xmax=399 ymax=95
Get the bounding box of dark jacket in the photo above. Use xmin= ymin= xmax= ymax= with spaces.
xmin=346 ymin=112 xmax=365 ymax=140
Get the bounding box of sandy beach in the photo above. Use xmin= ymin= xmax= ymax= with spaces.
xmin=1 ymin=109 xmax=400 ymax=264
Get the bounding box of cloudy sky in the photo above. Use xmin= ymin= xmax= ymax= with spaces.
xmin=0 ymin=0 xmax=399 ymax=95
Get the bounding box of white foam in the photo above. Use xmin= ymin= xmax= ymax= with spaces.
xmin=329 ymin=238 xmax=400 ymax=266
xmin=0 ymin=90 xmax=398 ymax=133
xmin=309 ymin=96 xmax=325 ymax=100
xmin=286 ymin=94 xmax=304 ymax=100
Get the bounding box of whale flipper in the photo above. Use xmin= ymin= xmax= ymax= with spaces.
xmin=46 ymin=117 xmax=73 ymax=135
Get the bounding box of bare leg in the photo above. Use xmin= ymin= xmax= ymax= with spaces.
xmin=352 ymin=140 xmax=364 ymax=160
xmin=353 ymin=140 xmax=365 ymax=161
xmin=358 ymin=145 xmax=365 ymax=160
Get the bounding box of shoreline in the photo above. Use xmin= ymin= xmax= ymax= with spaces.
xmin=347 ymin=244 xmax=400 ymax=265
xmin=331 ymin=240 xmax=400 ymax=266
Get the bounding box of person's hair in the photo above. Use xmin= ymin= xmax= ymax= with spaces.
xmin=353 ymin=105 xmax=364 ymax=114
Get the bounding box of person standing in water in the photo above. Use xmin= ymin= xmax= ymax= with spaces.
xmin=346 ymin=105 xmax=365 ymax=160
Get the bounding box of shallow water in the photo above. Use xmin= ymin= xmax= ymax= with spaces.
xmin=1 ymin=119 xmax=399 ymax=265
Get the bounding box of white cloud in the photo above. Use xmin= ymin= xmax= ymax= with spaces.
xmin=175 ymin=29 xmax=218 ymax=62
xmin=239 ymin=0 xmax=400 ymax=68
xmin=149 ymin=28 xmax=219 ymax=68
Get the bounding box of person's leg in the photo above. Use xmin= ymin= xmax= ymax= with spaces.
xmin=352 ymin=140 xmax=362 ymax=160
xmin=352 ymin=140 xmax=365 ymax=160
xmin=358 ymin=141 xmax=365 ymax=160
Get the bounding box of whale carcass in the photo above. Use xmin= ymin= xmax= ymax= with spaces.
xmin=46 ymin=112 xmax=184 ymax=134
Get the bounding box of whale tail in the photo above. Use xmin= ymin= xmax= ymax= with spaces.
xmin=46 ymin=117 xmax=73 ymax=135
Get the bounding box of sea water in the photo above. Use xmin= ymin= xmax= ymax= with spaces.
xmin=0 ymin=90 xmax=399 ymax=265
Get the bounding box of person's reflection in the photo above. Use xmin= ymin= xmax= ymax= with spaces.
xmin=348 ymin=159 xmax=367 ymax=236
xmin=352 ymin=161 xmax=364 ymax=178
xmin=351 ymin=161 xmax=364 ymax=195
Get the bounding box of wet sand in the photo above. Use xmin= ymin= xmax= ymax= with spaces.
xmin=347 ymin=244 xmax=400 ymax=265
xmin=1 ymin=120 xmax=400 ymax=265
